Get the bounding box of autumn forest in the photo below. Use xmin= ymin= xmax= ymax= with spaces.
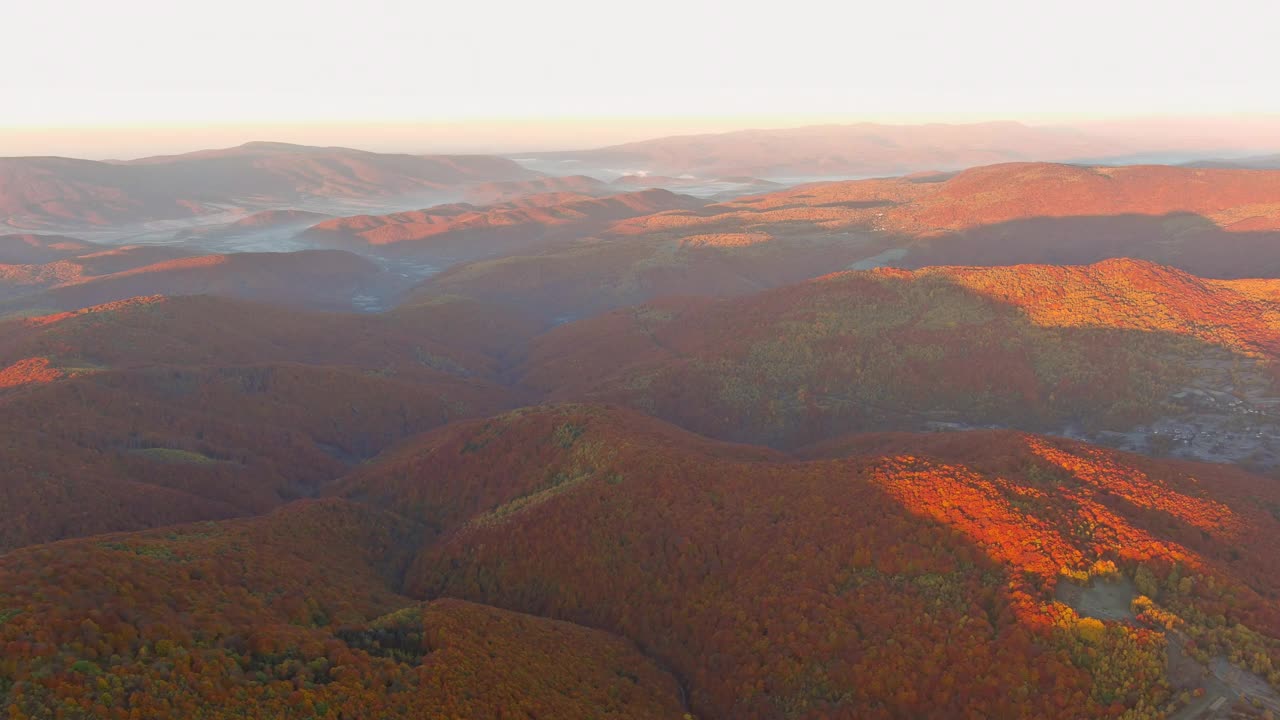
xmin=5 ymin=118 xmax=1280 ymax=720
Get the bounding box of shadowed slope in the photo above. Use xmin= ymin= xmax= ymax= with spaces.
xmin=0 ymin=293 xmax=542 ymax=383
xmin=1 ymin=249 xmax=395 ymax=315
xmin=0 ymin=234 xmax=105 ymax=264
xmin=0 ymin=499 xmax=687 ymax=719
xmin=0 ymin=362 xmax=516 ymax=551
xmin=409 ymin=226 xmax=882 ymax=324
xmin=0 ymin=294 xmax=541 ymax=550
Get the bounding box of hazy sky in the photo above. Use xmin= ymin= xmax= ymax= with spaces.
xmin=2 ymin=0 xmax=1276 ymax=157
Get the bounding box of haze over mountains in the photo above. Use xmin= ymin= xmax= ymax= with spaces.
xmin=520 ymin=119 xmax=1280 ymax=178
xmin=6 ymin=119 xmax=1280 ymax=720
xmin=0 ymin=141 xmax=534 ymax=230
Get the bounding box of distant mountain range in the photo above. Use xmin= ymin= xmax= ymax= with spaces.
xmin=5 ymin=122 xmax=1277 ymax=232
xmin=0 ymin=141 xmax=535 ymax=229
xmin=520 ymin=119 xmax=1280 ymax=177
xmin=520 ymin=121 xmax=1113 ymax=176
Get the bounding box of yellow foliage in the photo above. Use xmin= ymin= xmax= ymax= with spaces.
xmin=1076 ymin=617 xmax=1107 ymax=644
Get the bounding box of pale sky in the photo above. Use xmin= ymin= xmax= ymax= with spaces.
xmin=2 ymin=0 xmax=1277 ymax=157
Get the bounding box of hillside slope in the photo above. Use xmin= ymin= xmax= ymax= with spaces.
xmin=0 ymin=293 xmax=542 ymax=382
xmin=1 ymin=248 xmax=397 ymax=314
xmin=519 ymin=260 xmax=1280 ymax=454
xmin=679 ymin=162 xmax=1280 ymax=276
xmin=464 ymin=174 xmax=611 ymax=204
xmin=0 ymin=234 xmax=105 ymax=264
xmin=299 ymin=188 xmax=704 ymax=265
xmin=0 ymin=499 xmax=686 ymax=719
xmin=0 ymin=294 xmax=541 ymax=549
xmin=335 ymin=404 xmax=1280 ymax=720
xmin=408 ymin=163 xmax=1280 ymax=323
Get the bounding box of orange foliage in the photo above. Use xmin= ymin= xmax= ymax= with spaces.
xmin=0 ymin=357 xmax=62 ymax=390
xmin=328 ymin=405 xmax=1280 ymax=719
xmin=0 ymin=500 xmax=685 ymax=719
xmin=301 ymin=189 xmax=703 ymax=263
xmin=521 ymin=260 xmax=1250 ymax=446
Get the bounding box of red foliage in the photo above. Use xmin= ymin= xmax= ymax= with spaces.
xmin=327 ymin=405 xmax=1280 ymax=719
xmin=0 ymin=500 xmax=684 ymax=719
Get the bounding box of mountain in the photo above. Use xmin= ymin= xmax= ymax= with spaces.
xmin=524 ymin=121 xmax=1131 ymax=177
xmin=0 ymin=248 xmax=398 ymax=315
xmin=298 ymin=188 xmax=704 ymax=265
xmin=0 ymin=499 xmax=687 ymax=718
xmin=517 ymin=259 xmax=1280 ymax=458
xmin=0 ymin=142 xmax=536 ymax=229
xmin=332 ymin=403 xmax=1280 ymax=719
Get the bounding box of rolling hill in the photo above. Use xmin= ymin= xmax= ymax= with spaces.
xmin=681 ymin=162 xmax=1280 ymax=276
xmin=330 ymin=403 xmax=1280 ymax=719
xmin=411 ymin=226 xmax=882 ymax=323
xmin=406 ymin=162 xmax=1280 ymax=324
xmin=0 ymin=361 xmax=516 ymax=551
xmin=12 ymin=400 xmax=1280 ymax=718
xmin=0 ymin=248 xmax=397 ymax=315
xmin=0 ymin=499 xmax=687 ymax=719
xmin=8 ymin=156 xmax=1280 ymax=719
xmin=518 ymin=260 xmax=1280 ymax=456
xmin=0 ymin=293 xmax=542 ymax=390
xmin=298 ymin=188 xmax=704 ymax=265
xmin=0 ymin=294 xmax=543 ymax=550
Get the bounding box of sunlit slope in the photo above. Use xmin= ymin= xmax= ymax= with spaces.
xmin=337 ymin=404 xmax=1280 ymax=719
xmin=519 ymin=260 xmax=1280 ymax=447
